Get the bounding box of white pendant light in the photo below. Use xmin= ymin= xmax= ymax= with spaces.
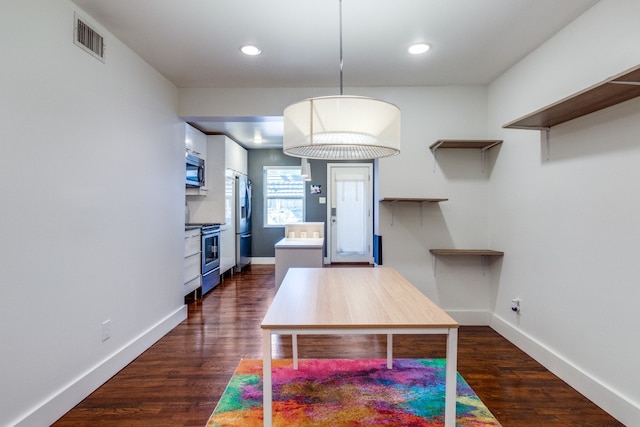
xmin=283 ymin=0 xmax=400 ymax=160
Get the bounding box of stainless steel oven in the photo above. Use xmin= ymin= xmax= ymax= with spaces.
xmin=201 ymin=224 xmax=220 ymax=295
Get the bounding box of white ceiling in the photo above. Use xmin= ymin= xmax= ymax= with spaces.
xmin=71 ymin=0 xmax=599 ymax=149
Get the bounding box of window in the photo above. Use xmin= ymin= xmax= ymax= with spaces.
xmin=264 ymin=166 xmax=305 ymax=227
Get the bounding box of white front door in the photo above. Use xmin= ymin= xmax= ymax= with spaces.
xmin=327 ymin=164 xmax=373 ymax=264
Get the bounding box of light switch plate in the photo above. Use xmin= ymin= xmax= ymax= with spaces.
xmin=102 ymin=319 xmax=111 ymax=342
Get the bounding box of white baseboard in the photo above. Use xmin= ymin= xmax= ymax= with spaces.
xmin=490 ymin=314 xmax=639 ymax=427
xmin=250 ymin=257 xmax=275 ymax=264
xmin=446 ymin=310 xmax=491 ymax=326
xmin=15 ymin=305 xmax=188 ymax=427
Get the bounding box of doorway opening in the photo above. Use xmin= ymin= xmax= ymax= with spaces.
xmin=326 ymin=164 xmax=373 ymax=265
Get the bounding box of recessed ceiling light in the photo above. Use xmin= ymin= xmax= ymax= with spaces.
xmin=253 ymin=129 xmax=263 ymax=144
xmin=240 ymin=45 xmax=262 ymax=56
xmin=408 ymin=43 xmax=431 ymax=55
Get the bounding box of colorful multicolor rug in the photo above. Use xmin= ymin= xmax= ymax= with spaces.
xmin=206 ymin=358 xmax=501 ymax=426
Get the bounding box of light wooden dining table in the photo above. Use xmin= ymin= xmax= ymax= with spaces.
xmin=261 ymin=267 xmax=459 ymax=427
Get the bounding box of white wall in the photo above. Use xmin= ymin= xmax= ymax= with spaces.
xmin=0 ymin=1 xmax=186 ymax=425
xmin=181 ymin=85 xmax=495 ymax=322
xmin=375 ymin=86 xmax=496 ymax=324
xmin=488 ymin=0 xmax=640 ymax=424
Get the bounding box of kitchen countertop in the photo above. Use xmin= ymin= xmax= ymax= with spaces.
xmin=275 ymin=237 xmax=324 ymax=249
xmin=185 ymin=223 xmax=222 ymax=230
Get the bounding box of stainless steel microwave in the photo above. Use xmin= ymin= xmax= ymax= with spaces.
xmin=185 ymin=153 xmax=205 ymax=187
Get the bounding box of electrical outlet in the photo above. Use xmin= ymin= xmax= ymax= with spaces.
xmin=511 ymin=298 xmax=521 ymax=313
xmin=101 ymin=319 xmax=111 ymax=342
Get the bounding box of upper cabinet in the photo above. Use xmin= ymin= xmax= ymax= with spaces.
xmin=185 ymin=124 xmax=208 ymax=196
xmin=185 ymin=123 xmax=207 ymax=160
xmin=222 ymin=135 xmax=248 ymax=175
xmin=503 ymin=64 xmax=640 ymax=130
xmin=186 ymin=135 xmax=247 ymax=224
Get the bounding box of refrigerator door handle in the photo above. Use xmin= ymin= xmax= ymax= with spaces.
xmin=246 ymin=181 xmax=252 ymax=221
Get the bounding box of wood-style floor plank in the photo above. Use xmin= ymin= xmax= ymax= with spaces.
xmin=54 ymin=265 xmax=623 ymax=426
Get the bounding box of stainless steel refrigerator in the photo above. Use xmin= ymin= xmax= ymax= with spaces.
xmin=235 ymin=173 xmax=251 ymax=272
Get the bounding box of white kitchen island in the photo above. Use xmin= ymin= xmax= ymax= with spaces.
xmin=274 ymin=222 xmax=325 ymax=292
xmin=274 ymin=238 xmax=324 ymax=291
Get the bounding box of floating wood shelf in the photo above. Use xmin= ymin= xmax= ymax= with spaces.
xmin=430 ymin=249 xmax=504 ymax=276
xmin=503 ymin=64 xmax=640 ymax=130
xmin=429 ymin=249 xmax=504 ymax=256
xmin=379 ymin=198 xmax=448 ymax=226
xmin=429 ymin=140 xmax=503 ymax=151
xmin=379 ymin=198 xmax=448 ymax=203
xmin=429 ymin=140 xmax=503 ymax=172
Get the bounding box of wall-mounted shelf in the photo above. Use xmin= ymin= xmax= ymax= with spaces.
xmin=503 ymin=64 xmax=640 ymax=130
xmin=380 ymin=198 xmax=448 ymax=203
xmin=429 ymin=249 xmax=504 ymax=276
xmin=429 ymin=249 xmax=504 ymax=256
xmin=429 ymin=139 xmax=503 ymax=172
xmin=379 ymin=198 xmax=448 ymax=226
xmin=430 ymin=140 xmax=503 ymax=150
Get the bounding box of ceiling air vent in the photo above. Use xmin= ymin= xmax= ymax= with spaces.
xmin=74 ymin=13 xmax=105 ymax=62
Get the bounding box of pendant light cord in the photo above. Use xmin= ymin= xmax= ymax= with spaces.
xmin=339 ymin=0 xmax=344 ymax=95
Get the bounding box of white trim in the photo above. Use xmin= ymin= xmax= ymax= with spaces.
xmin=14 ymin=306 xmax=187 ymax=427
xmin=251 ymin=257 xmax=275 ymax=264
xmin=490 ymin=314 xmax=639 ymax=426
xmin=446 ymin=310 xmax=491 ymax=326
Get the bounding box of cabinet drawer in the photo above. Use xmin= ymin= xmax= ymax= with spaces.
xmin=184 ymin=253 xmax=201 ymax=283
xmin=184 ymin=275 xmax=201 ymax=295
xmin=184 ymin=230 xmax=201 ymax=257
xmin=184 ymin=228 xmax=201 ymax=239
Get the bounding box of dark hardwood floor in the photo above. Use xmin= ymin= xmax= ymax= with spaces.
xmin=54 ymin=265 xmax=623 ymax=426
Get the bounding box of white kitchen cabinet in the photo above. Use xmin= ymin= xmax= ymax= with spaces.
xmin=184 ymin=253 xmax=200 ymax=284
xmin=184 ymin=228 xmax=201 ymax=296
xmin=220 ymin=173 xmax=236 ymax=275
xmin=185 ymin=135 xmax=246 ymax=278
xmin=185 ymin=123 xmax=207 ymax=160
xmin=185 ymin=124 xmax=209 ymax=196
xmin=184 ymin=228 xmax=201 ymax=257
xmin=186 ymin=135 xmax=247 ymax=225
xmin=223 ymin=136 xmax=248 ymax=175
xmin=184 ymin=275 xmax=201 ymax=296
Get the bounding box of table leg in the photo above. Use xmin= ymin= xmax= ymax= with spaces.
xmin=445 ymin=328 xmax=458 ymax=427
xmin=386 ymin=334 xmax=393 ymax=369
xmin=292 ymin=334 xmax=298 ymax=369
xmin=263 ymin=329 xmax=272 ymax=427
